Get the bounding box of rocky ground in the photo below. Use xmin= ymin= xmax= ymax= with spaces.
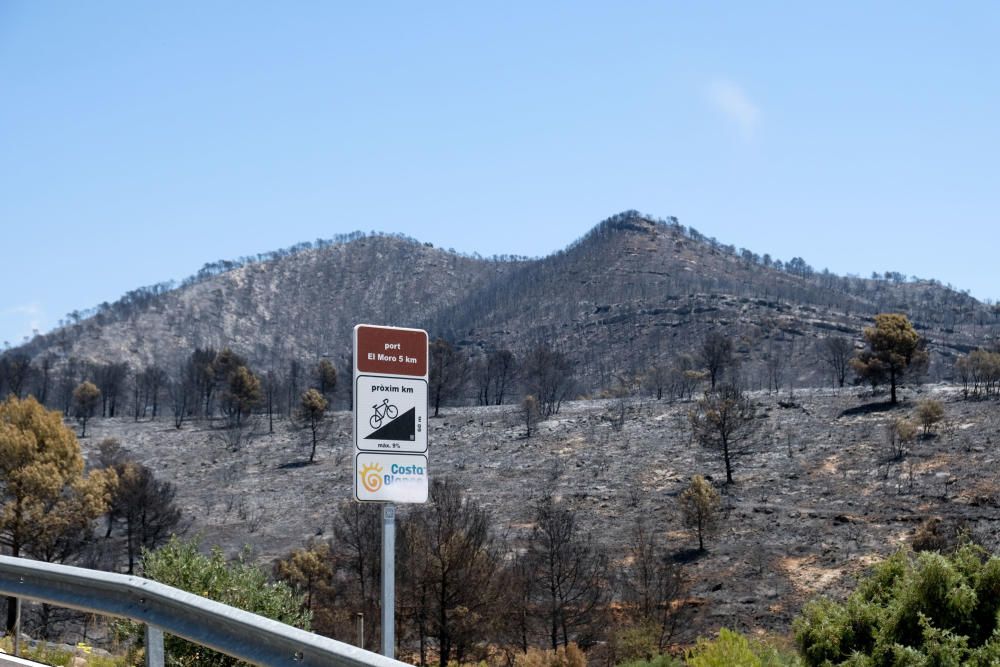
xmin=78 ymin=385 xmax=1000 ymax=642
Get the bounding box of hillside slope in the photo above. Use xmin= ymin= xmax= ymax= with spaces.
xmin=22 ymin=236 xmax=519 ymax=370
xmin=78 ymin=387 xmax=1000 ymax=642
xmin=9 ymin=212 xmax=997 ymax=394
xmin=431 ymin=215 xmax=992 ymax=387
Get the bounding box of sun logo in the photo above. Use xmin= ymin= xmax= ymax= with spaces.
xmin=360 ymin=462 xmax=384 ymax=493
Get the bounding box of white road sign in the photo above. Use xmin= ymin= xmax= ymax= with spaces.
xmin=355 ymin=375 xmax=427 ymax=453
xmin=353 ymin=324 xmax=430 ymax=504
xmin=355 ymin=452 xmax=429 ymax=503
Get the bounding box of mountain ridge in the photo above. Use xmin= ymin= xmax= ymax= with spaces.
xmin=6 ymin=211 xmax=997 ymax=397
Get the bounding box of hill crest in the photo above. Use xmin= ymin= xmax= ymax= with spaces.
xmin=6 ymin=211 xmax=997 ymax=396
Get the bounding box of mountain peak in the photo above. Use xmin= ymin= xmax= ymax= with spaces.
xmin=592 ymin=210 xmax=663 ymax=234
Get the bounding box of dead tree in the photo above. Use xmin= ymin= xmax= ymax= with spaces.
xmin=689 ymin=384 xmax=756 ymax=484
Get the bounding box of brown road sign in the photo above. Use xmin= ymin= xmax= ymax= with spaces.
xmin=354 ymin=324 xmax=430 ymax=504
xmin=354 ymin=325 xmax=428 ymax=378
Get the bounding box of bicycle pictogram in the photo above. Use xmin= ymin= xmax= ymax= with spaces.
xmin=369 ymin=398 xmax=399 ymax=430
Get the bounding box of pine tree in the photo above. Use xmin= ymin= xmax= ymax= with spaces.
xmin=689 ymin=385 xmax=756 ymax=484
xmin=851 ymin=313 xmax=927 ymax=404
xmin=0 ymin=395 xmax=115 ymax=630
xmin=680 ymin=475 xmax=720 ymax=552
xmin=298 ymin=388 xmax=328 ymax=463
xmin=72 ymin=380 xmax=101 ymax=437
xmin=224 ymin=365 xmax=262 ymax=426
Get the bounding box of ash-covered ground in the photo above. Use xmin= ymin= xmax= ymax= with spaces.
xmin=81 ymin=385 xmax=1000 ymax=640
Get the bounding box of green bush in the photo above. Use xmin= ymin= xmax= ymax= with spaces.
xmin=616 ymin=654 xmax=683 ymax=667
xmin=117 ymin=537 xmax=310 ymax=666
xmin=614 ymin=621 xmax=664 ymax=663
xmin=686 ymin=628 xmax=801 ymax=667
xmin=794 ymin=545 xmax=1000 ymax=666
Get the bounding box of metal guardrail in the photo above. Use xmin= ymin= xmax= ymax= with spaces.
xmin=0 ymin=556 xmax=408 ymax=667
xmin=0 ymin=652 xmax=49 ymax=667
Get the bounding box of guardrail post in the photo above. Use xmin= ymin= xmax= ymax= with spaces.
xmin=13 ymin=597 xmax=21 ymax=657
xmin=145 ymin=625 xmax=164 ymax=667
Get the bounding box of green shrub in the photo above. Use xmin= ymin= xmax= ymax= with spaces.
xmin=916 ymin=399 xmax=945 ymax=435
xmin=614 ymin=621 xmax=663 ymax=663
xmin=686 ymin=628 xmax=801 ymax=667
xmin=616 ymin=654 xmax=682 ymax=667
xmin=116 ymin=536 xmax=310 ymax=666
xmin=794 ymin=545 xmax=1000 ymax=666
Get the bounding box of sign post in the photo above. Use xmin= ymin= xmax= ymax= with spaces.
xmin=353 ymin=324 xmax=429 ymax=659
xmin=381 ymin=503 xmax=395 ymax=657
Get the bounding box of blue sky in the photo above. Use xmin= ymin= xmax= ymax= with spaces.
xmin=2 ymin=2 xmax=998 ymax=347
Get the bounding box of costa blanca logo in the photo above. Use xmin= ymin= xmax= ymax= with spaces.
xmin=384 ymin=463 xmax=425 ymax=483
xmin=360 ymin=462 xmax=383 ymax=493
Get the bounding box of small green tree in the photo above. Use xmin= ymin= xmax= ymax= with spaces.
xmin=613 ymin=622 xmax=662 ymax=665
xmin=119 ymin=537 xmax=310 ymax=666
xmin=73 ymin=380 xmax=101 ymax=437
xmin=274 ymin=540 xmax=335 ymax=615
xmin=223 ymin=365 xmax=261 ymax=426
xmin=851 ymin=313 xmax=927 ymax=404
xmin=916 ymin=399 xmax=945 ymax=436
xmin=679 ymin=475 xmax=720 ymax=552
xmin=298 ymin=388 xmax=327 ymax=463
xmin=956 ymin=349 xmax=1000 ymax=398
xmin=886 ymin=417 xmax=917 ymax=460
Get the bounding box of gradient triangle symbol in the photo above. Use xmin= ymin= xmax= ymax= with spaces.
xmin=366 ymin=407 xmax=416 ymax=441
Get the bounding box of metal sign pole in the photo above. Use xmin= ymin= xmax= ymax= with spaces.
xmin=381 ymin=503 xmax=395 ymax=659
xmin=354 ymin=326 xmax=426 ymax=661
